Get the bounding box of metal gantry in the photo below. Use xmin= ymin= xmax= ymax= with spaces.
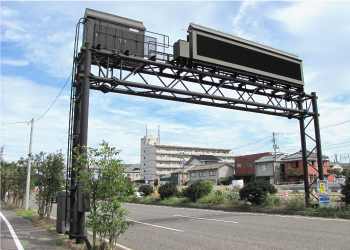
xmin=66 ymin=16 xmax=324 ymax=244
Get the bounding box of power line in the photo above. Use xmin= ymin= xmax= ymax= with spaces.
xmin=232 ymin=136 xmax=272 ymax=150
xmin=1 ymin=73 xmax=72 ymax=125
xmin=232 ymin=119 xmax=350 ymax=153
xmin=1 ymin=121 xmax=30 ymax=125
xmin=35 ymin=73 xmax=72 ymax=122
xmin=278 ymin=120 xmax=350 ymax=136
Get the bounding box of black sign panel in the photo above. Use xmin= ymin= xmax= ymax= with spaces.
xmin=197 ymin=34 xmax=302 ymax=81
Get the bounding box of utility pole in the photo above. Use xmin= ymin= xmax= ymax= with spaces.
xmin=0 ymin=146 xmax=4 ymax=161
xmin=25 ymin=118 xmax=34 ymax=211
xmin=272 ymin=132 xmax=279 ymax=184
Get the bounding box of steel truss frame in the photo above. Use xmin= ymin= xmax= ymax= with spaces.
xmin=67 ymin=43 xmax=324 ymax=243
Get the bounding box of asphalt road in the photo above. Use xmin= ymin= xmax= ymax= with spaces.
xmin=28 ymin=195 xmax=350 ymax=250
xmin=117 ymin=203 xmax=350 ymax=250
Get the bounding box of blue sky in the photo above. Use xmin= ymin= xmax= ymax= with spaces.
xmin=1 ymin=1 xmax=350 ymax=164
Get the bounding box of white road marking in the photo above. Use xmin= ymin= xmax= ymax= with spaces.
xmin=174 ymin=214 xmax=238 ymax=224
xmin=131 ymin=220 xmax=184 ymax=232
xmin=0 ymin=211 xmax=25 ymax=250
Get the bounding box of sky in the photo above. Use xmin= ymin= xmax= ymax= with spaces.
xmin=1 ymin=1 xmax=350 ymax=165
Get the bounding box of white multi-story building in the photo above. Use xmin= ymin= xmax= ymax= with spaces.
xmin=140 ymin=135 xmax=235 ymax=181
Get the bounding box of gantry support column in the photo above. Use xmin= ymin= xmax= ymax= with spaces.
xmin=70 ymin=42 xmax=91 ymax=244
xmin=312 ymin=92 xmax=324 ymax=181
xmin=299 ymin=99 xmax=310 ymax=205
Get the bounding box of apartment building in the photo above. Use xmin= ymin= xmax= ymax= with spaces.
xmin=140 ymin=135 xmax=235 ymax=181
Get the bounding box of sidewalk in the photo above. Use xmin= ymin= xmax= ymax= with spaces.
xmin=0 ymin=203 xmax=60 ymax=250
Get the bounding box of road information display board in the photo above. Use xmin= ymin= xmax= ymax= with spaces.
xmin=317 ymin=180 xmax=330 ymax=207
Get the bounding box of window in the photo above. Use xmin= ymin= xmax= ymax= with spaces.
xmin=236 ymin=163 xmax=241 ymax=168
xmin=199 ymin=172 xmax=206 ymax=177
xmin=127 ymin=174 xmax=131 ymax=177
xmin=259 ymin=165 xmax=268 ymax=171
xmin=246 ymin=162 xmax=254 ymax=167
xmin=190 ymin=173 xmax=196 ymax=177
xmin=209 ymin=171 xmax=216 ymax=176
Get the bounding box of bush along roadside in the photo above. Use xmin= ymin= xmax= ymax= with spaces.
xmin=125 ymin=181 xmax=350 ymax=220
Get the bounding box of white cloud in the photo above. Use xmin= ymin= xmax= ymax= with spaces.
xmin=1 ymin=58 xmax=29 ymax=66
xmin=1 ymin=1 xmax=349 ymax=164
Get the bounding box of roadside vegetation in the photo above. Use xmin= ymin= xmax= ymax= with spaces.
xmin=1 ymin=140 xmax=134 ymax=250
xmin=126 ymin=177 xmax=350 ymax=219
xmin=74 ymin=141 xmax=134 ymax=249
xmin=1 ymin=151 xmax=65 ymax=218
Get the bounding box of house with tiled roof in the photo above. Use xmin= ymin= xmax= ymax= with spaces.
xmin=185 ymin=155 xmax=222 ymax=166
xmin=281 ymin=150 xmax=333 ymax=183
xmin=122 ymin=164 xmax=141 ymax=182
xmin=255 ymin=153 xmax=287 ymax=184
xmin=187 ymin=163 xmax=234 ymax=185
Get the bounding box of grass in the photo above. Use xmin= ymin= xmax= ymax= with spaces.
xmin=159 ymin=197 xmax=190 ymax=204
xmin=15 ymin=207 xmax=38 ymax=221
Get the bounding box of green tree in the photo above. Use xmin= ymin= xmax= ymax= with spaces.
xmin=239 ymin=179 xmax=277 ymax=205
xmin=139 ymin=185 xmax=153 ymax=196
xmin=14 ymin=158 xmax=32 ymax=206
xmin=1 ymin=158 xmax=34 ymax=206
xmin=183 ymin=181 xmax=213 ymax=202
xmin=154 ymin=178 xmax=159 ymax=187
xmin=341 ymin=169 xmax=350 ymax=205
xmin=158 ymin=182 xmax=177 ymax=200
xmin=330 ymin=168 xmax=342 ymax=177
xmin=34 ymin=152 xmax=65 ymax=218
xmin=1 ymin=161 xmax=16 ymax=202
xmin=287 ymin=167 xmax=303 ymax=182
xmin=218 ymin=176 xmax=234 ymax=185
xmin=74 ymin=141 xmax=133 ymax=249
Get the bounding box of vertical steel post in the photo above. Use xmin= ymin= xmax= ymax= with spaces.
xmin=77 ymin=42 xmax=91 ymax=244
xmin=299 ymin=100 xmax=310 ymax=205
xmin=70 ymin=69 xmax=81 ymax=239
xmin=311 ymin=92 xmax=324 ymax=180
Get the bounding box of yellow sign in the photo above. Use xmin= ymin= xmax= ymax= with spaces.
xmin=320 ymin=183 xmax=326 ymax=194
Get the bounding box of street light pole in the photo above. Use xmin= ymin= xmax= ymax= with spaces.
xmin=25 ymin=118 xmax=34 ymax=210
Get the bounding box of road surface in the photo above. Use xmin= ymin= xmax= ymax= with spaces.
xmin=117 ymin=203 xmax=350 ymax=250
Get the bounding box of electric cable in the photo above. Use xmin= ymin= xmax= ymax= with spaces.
xmin=232 ymin=136 xmax=272 ymax=150
xmin=35 ymin=73 xmax=72 ymax=122
xmin=1 ymin=73 xmax=72 ymax=125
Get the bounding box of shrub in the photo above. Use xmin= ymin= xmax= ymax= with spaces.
xmin=139 ymin=185 xmax=153 ymax=196
xmin=228 ymin=187 xmax=241 ymax=201
xmin=158 ymin=182 xmax=177 ymax=200
xmin=202 ymin=181 xmax=214 ymax=194
xmin=218 ymin=176 xmax=234 ymax=185
xmin=286 ymin=194 xmax=306 ymax=211
xmin=183 ymin=181 xmax=214 ymax=202
xmin=215 ymin=190 xmax=223 ymax=196
xmin=239 ymin=179 xmax=277 ymax=205
xmin=176 ymin=190 xmax=183 ymax=198
xmin=341 ymin=172 xmax=350 ymax=205
xmin=198 ymin=192 xmax=226 ymax=205
xmin=261 ymin=193 xmax=282 ymax=208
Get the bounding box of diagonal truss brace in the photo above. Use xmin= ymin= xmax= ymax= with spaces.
xmin=78 ymin=47 xmax=317 ymax=120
